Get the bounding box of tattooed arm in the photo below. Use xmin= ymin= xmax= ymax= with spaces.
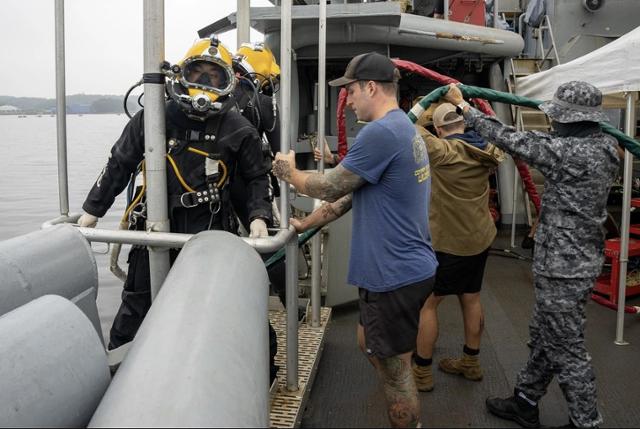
xmin=290 ymin=194 xmax=353 ymax=233
xmin=272 ymin=151 xmax=366 ymax=202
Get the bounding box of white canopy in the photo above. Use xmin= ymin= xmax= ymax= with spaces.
xmin=516 ymin=25 xmax=640 ymax=104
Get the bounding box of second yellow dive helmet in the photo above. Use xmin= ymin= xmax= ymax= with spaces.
xmin=233 ymin=42 xmax=280 ymax=91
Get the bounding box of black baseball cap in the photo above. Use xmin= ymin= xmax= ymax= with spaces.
xmin=329 ymin=52 xmax=400 ymax=87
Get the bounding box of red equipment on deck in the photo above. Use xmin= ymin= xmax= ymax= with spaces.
xmin=593 ymin=197 xmax=640 ymax=314
xmin=449 ymin=0 xmax=486 ymax=26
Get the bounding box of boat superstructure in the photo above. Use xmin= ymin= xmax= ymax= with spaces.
xmin=1 ymin=0 xmax=640 ymax=427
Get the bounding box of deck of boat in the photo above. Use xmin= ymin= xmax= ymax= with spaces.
xmin=95 ymin=227 xmax=640 ymax=427
xmin=300 ymin=228 xmax=640 ymax=428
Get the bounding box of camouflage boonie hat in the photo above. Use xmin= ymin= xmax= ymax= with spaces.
xmin=539 ymin=81 xmax=609 ymax=123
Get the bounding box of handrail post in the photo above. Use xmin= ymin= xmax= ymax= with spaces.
xmin=546 ymin=16 xmax=561 ymax=65
xmin=615 ymin=91 xmax=637 ymax=346
xmin=237 ymin=0 xmax=250 ymax=48
xmin=280 ymin=0 xmax=299 ymax=391
xmin=310 ymin=0 xmax=327 ymax=329
xmin=142 ymin=0 xmax=171 ymax=301
xmin=54 ymin=0 xmax=69 ymax=217
xmin=510 ymin=161 xmax=518 ymax=247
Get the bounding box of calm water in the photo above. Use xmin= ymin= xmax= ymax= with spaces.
xmin=0 ymin=114 xmax=134 ymax=341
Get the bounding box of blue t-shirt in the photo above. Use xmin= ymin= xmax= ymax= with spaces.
xmin=341 ymin=109 xmax=438 ymax=292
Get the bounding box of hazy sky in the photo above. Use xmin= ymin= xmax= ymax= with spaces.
xmin=0 ymin=0 xmax=273 ymax=98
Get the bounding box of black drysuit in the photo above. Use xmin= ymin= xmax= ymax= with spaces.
xmin=83 ymin=100 xmax=278 ymax=382
xmin=231 ymin=83 xmax=281 ymax=229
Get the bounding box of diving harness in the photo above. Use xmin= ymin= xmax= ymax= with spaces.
xmin=109 ymin=125 xmax=230 ymax=282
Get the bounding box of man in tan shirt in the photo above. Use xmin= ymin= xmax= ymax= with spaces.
xmin=413 ymin=103 xmax=504 ymax=392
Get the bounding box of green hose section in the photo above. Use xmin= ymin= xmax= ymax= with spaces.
xmin=408 ymin=84 xmax=640 ymax=158
xmin=264 ymin=227 xmax=320 ymax=269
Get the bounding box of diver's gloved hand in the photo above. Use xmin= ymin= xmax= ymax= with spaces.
xmin=78 ymin=212 xmax=99 ymax=228
xmin=249 ymin=218 xmax=268 ymax=238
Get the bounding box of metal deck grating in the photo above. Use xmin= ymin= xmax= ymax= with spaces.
xmin=269 ymin=307 xmax=332 ymax=428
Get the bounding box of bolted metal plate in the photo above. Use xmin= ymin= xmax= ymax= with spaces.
xmin=269 ymin=307 xmax=331 ymax=428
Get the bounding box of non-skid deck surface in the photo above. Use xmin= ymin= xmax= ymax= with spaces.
xmin=270 ymin=307 xmax=332 ymax=428
xmin=300 ymin=229 xmax=640 ymax=428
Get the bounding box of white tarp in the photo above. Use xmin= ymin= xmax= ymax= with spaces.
xmin=516 ymin=25 xmax=640 ymax=101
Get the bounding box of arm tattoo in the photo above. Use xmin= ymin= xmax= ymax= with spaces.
xmin=320 ymin=202 xmax=339 ymax=220
xmin=332 ymin=194 xmax=353 ymax=217
xmin=319 ymin=194 xmax=352 ymax=222
xmin=272 ymin=159 xmax=292 ymax=181
xmin=378 ymin=356 xmax=420 ymax=428
xmin=304 ymin=164 xmax=366 ymax=202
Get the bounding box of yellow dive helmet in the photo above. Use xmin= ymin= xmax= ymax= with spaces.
xmin=233 ymin=42 xmax=280 ymax=91
xmin=170 ymin=36 xmax=236 ymax=115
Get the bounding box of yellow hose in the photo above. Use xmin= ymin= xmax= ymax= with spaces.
xmin=167 ymin=154 xmax=196 ymax=193
xmin=121 ymin=161 xmax=147 ymax=223
xmin=187 ymin=147 xmax=209 ymax=157
xmin=187 ymin=147 xmax=228 ymax=188
xmin=121 ymin=149 xmax=228 ymax=223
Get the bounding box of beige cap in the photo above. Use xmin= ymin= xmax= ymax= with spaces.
xmin=433 ymin=102 xmax=464 ymax=128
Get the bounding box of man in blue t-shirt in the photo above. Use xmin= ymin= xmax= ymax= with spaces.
xmin=272 ymin=52 xmax=437 ymax=428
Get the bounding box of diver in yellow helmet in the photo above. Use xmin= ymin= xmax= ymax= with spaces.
xmin=229 ymin=42 xmax=282 ymax=232
xmin=77 ymin=36 xmax=274 ymax=375
xmin=166 ymin=36 xmax=237 ymax=120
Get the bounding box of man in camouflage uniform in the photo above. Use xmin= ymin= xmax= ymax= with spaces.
xmin=444 ymin=81 xmax=620 ymax=428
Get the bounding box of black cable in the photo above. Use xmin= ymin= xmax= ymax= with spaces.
xmin=242 ymin=72 xmax=278 ymax=133
xmin=489 ymin=247 xmax=533 ymax=262
xmin=124 ymin=79 xmax=143 ymax=119
xmin=238 ymin=75 xmax=262 ymax=132
xmin=137 ymin=93 xmax=144 ymax=109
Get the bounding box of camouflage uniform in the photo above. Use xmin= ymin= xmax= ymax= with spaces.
xmin=463 ymin=81 xmax=620 ymax=428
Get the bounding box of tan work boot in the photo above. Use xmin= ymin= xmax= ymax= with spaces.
xmin=412 ymin=363 xmax=434 ymax=392
xmin=438 ymin=353 xmax=483 ymax=381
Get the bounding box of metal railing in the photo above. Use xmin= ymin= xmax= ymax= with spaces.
xmin=615 ymin=92 xmax=638 ymax=346
xmin=535 ymin=15 xmax=561 ymax=69
xmin=42 ymin=214 xmax=297 ymax=254
xmin=310 ymin=0 xmax=327 ymax=329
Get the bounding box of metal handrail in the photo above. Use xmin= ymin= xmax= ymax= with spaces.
xmin=536 ymin=15 xmax=561 ymax=68
xmin=507 ymin=57 xmax=519 ymax=124
xmin=41 ymin=215 xmax=297 ymax=254
xmin=310 ymin=0 xmax=327 ymax=329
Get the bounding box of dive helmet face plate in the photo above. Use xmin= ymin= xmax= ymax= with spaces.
xmin=177 ymin=38 xmax=235 ymax=110
xmin=233 ymin=42 xmax=280 ymax=90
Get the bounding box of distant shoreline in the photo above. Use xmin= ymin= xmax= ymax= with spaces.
xmin=1 ymin=112 xmax=127 ymax=116
xmin=0 ymin=94 xmax=141 ymax=116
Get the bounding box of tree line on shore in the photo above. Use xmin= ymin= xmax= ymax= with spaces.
xmin=0 ymin=94 xmax=142 ymax=115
